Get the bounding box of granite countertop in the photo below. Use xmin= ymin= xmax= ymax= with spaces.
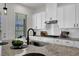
xmin=32 ymin=35 xmax=79 ymax=41
xmin=2 ymin=40 xmax=24 ymax=56
xmin=2 ymin=40 xmax=79 ymax=56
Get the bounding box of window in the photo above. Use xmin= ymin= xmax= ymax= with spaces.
xmin=15 ymin=13 xmax=27 ymax=38
xmin=0 ymin=12 xmax=1 ymax=39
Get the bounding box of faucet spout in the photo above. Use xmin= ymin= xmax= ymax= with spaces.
xmin=27 ymin=28 xmax=36 ymax=45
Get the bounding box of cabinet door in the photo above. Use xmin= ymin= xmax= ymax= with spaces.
xmin=76 ymin=4 xmax=79 ymax=28
xmin=36 ymin=13 xmax=42 ymax=29
xmin=63 ymin=5 xmax=75 ymax=28
xmin=46 ymin=4 xmax=57 ymax=21
xmin=32 ymin=14 xmax=37 ymax=29
xmin=57 ymin=6 xmax=64 ymax=28
xmin=41 ymin=12 xmax=46 ymax=29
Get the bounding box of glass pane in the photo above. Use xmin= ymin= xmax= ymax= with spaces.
xmin=0 ymin=13 xmax=1 ymax=39
xmin=15 ymin=13 xmax=26 ymax=38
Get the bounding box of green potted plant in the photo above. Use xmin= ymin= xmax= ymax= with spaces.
xmin=12 ymin=40 xmax=23 ymax=48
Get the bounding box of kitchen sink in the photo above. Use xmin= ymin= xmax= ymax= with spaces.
xmin=23 ymin=53 xmax=45 ymax=56
xmin=31 ymin=41 xmax=48 ymax=47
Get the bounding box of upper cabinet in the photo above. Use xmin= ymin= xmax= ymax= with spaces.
xmin=76 ymin=4 xmax=79 ymax=28
xmin=46 ymin=3 xmax=57 ymax=21
xmin=63 ymin=4 xmax=76 ymax=28
xmin=32 ymin=13 xmax=41 ymax=29
xmin=32 ymin=3 xmax=79 ymax=29
xmin=57 ymin=4 xmax=79 ymax=28
xmin=32 ymin=12 xmax=46 ymax=29
xmin=57 ymin=6 xmax=64 ymax=28
xmin=41 ymin=12 xmax=46 ymax=29
xmin=32 ymin=14 xmax=37 ymax=29
xmin=36 ymin=13 xmax=42 ymax=29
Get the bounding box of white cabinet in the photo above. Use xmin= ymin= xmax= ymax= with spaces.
xmin=46 ymin=3 xmax=57 ymax=21
xmin=36 ymin=13 xmax=42 ymax=29
xmin=57 ymin=4 xmax=76 ymax=28
xmin=76 ymin=4 xmax=79 ymax=28
xmin=41 ymin=12 xmax=46 ymax=29
xmin=32 ymin=13 xmax=41 ymax=29
xmin=32 ymin=12 xmax=46 ymax=29
xmin=32 ymin=14 xmax=37 ymax=29
xmin=63 ymin=5 xmax=75 ymax=28
xmin=57 ymin=6 xmax=64 ymax=28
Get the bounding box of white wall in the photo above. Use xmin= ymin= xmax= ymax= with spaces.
xmin=0 ymin=3 xmax=32 ymax=40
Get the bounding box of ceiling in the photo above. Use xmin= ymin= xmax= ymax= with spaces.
xmin=21 ymin=3 xmax=74 ymax=10
xmin=21 ymin=3 xmax=46 ymax=10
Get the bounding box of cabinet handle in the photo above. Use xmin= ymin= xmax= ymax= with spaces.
xmin=77 ymin=24 xmax=78 ymax=27
xmin=36 ymin=26 xmax=37 ymax=28
xmin=74 ymin=24 xmax=75 ymax=27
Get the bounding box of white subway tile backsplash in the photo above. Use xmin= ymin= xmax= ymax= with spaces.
xmin=61 ymin=28 xmax=79 ymax=38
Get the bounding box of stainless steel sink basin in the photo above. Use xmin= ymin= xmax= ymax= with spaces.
xmin=23 ymin=53 xmax=45 ymax=56
xmin=31 ymin=41 xmax=48 ymax=47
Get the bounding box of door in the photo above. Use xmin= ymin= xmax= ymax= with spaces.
xmin=15 ymin=13 xmax=27 ymax=38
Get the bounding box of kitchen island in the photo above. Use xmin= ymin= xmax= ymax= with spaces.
xmin=2 ymin=39 xmax=79 ymax=56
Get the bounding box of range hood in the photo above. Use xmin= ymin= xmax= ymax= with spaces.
xmin=45 ymin=20 xmax=58 ymax=24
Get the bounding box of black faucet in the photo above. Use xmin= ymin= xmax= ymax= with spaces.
xmin=27 ymin=28 xmax=36 ymax=45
